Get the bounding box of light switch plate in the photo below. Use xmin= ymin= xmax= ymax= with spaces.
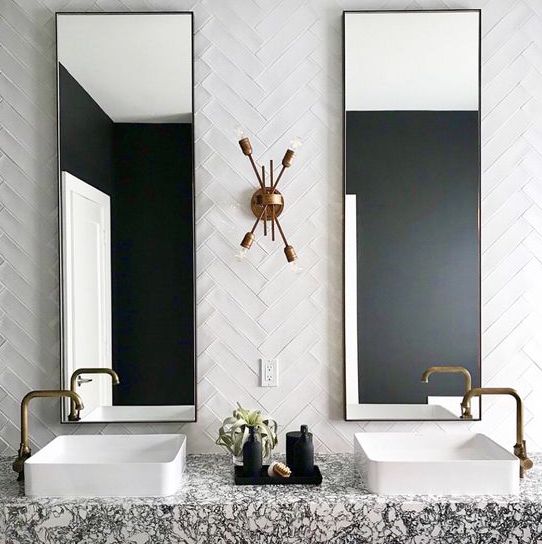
xmin=260 ymin=358 xmax=279 ymax=387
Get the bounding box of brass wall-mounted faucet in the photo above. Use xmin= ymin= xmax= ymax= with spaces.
xmin=13 ymin=390 xmax=84 ymax=481
xmin=68 ymin=368 xmax=120 ymax=421
xmin=421 ymin=365 xmax=473 ymax=417
xmin=461 ymin=387 xmax=533 ymax=478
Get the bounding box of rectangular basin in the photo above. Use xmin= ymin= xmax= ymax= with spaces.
xmin=25 ymin=434 xmax=186 ymax=497
xmin=354 ymin=433 xmax=519 ymax=495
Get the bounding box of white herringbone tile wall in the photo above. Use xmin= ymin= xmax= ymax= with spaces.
xmin=1 ymin=0 xmax=542 ymax=455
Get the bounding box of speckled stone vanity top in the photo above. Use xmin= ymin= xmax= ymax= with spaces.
xmin=1 ymin=453 xmax=542 ymax=544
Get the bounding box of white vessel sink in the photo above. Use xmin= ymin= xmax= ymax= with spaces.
xmin=25 ymin=434 xmax=186 ymax=497
xmin=354 ymin=433 xmax=519 ymax=495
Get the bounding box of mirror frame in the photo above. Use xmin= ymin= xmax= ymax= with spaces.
xmin=342 ymin=9 xmax=482 ymax=421
xmin=55 ymin=11 xmax=197 ymax=423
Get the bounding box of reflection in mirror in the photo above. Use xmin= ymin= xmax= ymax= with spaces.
xmin=344 ymin=10 xmax=481 ymax=420
xmin=57 ymin=13 xmax=195 ymax=423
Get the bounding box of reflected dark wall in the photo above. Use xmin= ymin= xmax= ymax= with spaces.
xmin=346 ymin=110 xmax=480 ymax=404
xmin=112 ymin=124 xmax=194 ymax=406
xmin=59 ymin=64 xmax=114 ymax=195
xmin=59 ymin=64 xmax=194 ymax=406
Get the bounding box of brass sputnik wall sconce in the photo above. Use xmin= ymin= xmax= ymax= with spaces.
xmin=237 ymin=131 xmax=301 ymax=268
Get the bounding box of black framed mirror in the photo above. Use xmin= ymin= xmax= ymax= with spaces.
xmin=56 ymin=12 xmax=196 ymax=423
xmin=344 ymin=10 xmax=481 ymax=421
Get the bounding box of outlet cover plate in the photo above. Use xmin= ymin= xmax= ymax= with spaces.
xmin=260 ymin=358 xmax=279 ymax=387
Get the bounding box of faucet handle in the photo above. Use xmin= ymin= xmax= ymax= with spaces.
xmin=460 ymin=404 xmax=473 ymax=419
xmin=514 ymin=440 xmax=534 ymax=476
xmin=12 ymin=445 xmax=31 ymax=481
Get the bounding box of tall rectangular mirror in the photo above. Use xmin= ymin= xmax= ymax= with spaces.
xmin=344 ymin=10 xmax=481 ymax=420
xmin=57 ymin=12 xmax=195 ymax=423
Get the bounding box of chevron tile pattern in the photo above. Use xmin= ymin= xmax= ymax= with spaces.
xmin=0 ymin=0 xmax=541 ymax=455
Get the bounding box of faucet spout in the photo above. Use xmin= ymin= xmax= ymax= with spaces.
xmin=461 ymin=387 xmax=533 ymax=478
xmin=421 ymin=365 xmax=472 ymax=389
xmin=421 ymin=365 xmax=473 ymax=417
xmin=69 ymin=368 xmax=120 ymax=421
xmin=13 ymin=390 xmax=84 ymax=481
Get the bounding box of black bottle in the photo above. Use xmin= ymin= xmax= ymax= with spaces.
xmin=293 ymin=425 xmax=314 ymax=476
xmin=243 ymin=426 xmax=262 ymax=477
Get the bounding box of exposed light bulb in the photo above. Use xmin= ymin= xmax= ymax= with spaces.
xmin=290 ymin=260 xmax=303 ymax=274
xmin=290 ymin=136 xmax=303 ymax=150
xmin=235 ymin=247 xmax=248 ymax=261
xmin=228 ymin=201 xmax=241 ymax=212
xmin=236 ymin=126 xmax=246 ymax=140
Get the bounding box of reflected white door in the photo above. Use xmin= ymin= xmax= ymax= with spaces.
xmin=62 ymin=172 xmax=112 ymax=415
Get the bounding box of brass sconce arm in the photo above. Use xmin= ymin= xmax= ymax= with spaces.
xmin=69 ymin=368 xmax=120 ymax=421
xmin=461 ymin=387 xmax=533 ymax=478
xmin=13 ymin=390 xmax=84 ymax=481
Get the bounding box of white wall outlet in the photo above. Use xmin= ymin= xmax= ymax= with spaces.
xmin=260 ymin=358 xmax=279 ymax=387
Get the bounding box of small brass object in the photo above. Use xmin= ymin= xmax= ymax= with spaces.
xmin=13 ymin=389 xmax=84 ymax=481
xmin=241 ymin=232 xmax=255 ymax=250
xmin=238 ymin=137 xmax=252 ymax=156
xmin=284 ymin=245 xmax=297 ymax=263
xmin=69 ymin=368 xmax=120 ymax=421
xmin=461 ymin=387 xmax=533 ymax=478
xmin=421 ymin=365 xmax=473 ymax=417
xmin=267 ymin=461 xmax=291 ymax=478
xmin=282 ymin=149 xmax=295 ymax=168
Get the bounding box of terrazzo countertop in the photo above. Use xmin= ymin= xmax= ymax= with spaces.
xmin=1 ymin=453 xmax=542 ymax=544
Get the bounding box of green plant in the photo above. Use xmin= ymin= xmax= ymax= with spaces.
xmin=216 ymin=403 xmax=278 ymax=459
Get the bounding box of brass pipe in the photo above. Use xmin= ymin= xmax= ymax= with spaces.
xmin=421 ymin=365 xmax=472 ymax=415
xmin=274 ymin=216 xmax=289 ymax=247
xmin=270 ymin=160 xmax=275 ymax=241
xmin=262 ymin=165 xmax=267 ymax=236
xmin=251 ymin=207 xmax=266 ymax=233
xmin=461 ymin=387 xmax=533 ymax=477
xmin=248 ymin=155 xmax=265 ymax=190
xmin=13 ymin=390 xmax=84 ymax=481
xmin=272 ymin=166 xmax=286 ymax=191
xmin=69 ymin=368 xmax=120 ymax=421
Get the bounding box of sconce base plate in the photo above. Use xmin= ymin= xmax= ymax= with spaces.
xmin=251 ymin=188 xmax=284 ymax=219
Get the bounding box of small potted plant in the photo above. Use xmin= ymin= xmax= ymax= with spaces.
xmin=216 ymin=403 xmax=278 ymax=465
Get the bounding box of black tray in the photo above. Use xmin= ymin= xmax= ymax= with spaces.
xmin=234 ymin=465 xmax=322 ymax=485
